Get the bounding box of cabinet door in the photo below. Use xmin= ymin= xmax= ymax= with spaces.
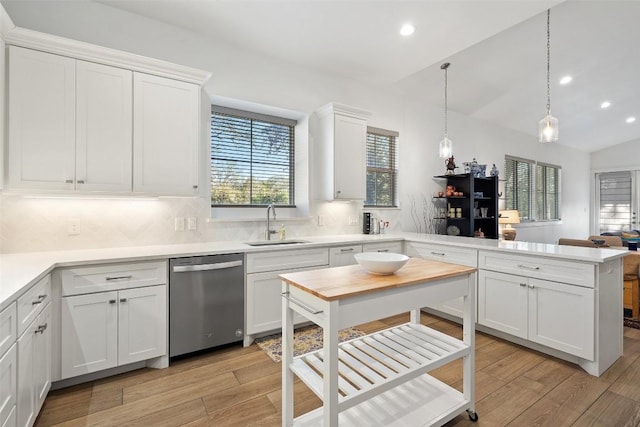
xmin=329 ymin=245 xmax=362 ymax=267
xmin=0 ymin=345 xmax=17 ymax=427
xmin=133 ymin=73 xmax=199 ymax=195
xmin=8 ymin=46 xmax=75 ymax=190
xmin=478 ymin=270 xmax=528 ymax=338
xmin=61 ymin=292 xmax=118 ymax=379
xmin=333 ymin=114 xmax=367 ymax=199
xmin=76 ymin=61 xmax=133 ymax=192
xmin=118 ymin=286 xmax=167 ymax=366
xmin=33 ymin=304 xmax=51 ymax=412
xmin=246 ymin=269 xmax=310 ymax=335
xmin=528 ymin=279 xmax=595 ymax=360
xmin=17 ymin=322 xmax=35 ymax=427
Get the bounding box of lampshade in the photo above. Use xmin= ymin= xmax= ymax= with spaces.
xmin=499 ymin=210 xmax=521 ymax=225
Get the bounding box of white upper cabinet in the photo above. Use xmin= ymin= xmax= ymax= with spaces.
xmin=316 ymin=103 xmax=371 ymax=201
xmin=133 ymin=73 xmax=199 ymax=195
xmin=76 ymin=61 xmax=133 ymax=192
xmin=4 ymin=28 xmax=210 ymax=196
xmin=8 ymin=46 xmax=75 ymax=190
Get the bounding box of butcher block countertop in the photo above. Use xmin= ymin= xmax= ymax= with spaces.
xmin=279 ymin=257 xmax=476 ymax=301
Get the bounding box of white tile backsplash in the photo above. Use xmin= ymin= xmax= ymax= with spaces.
xmin=0 ymin=194 xmax=402 ymax=253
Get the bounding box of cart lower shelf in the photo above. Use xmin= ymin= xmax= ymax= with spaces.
xmin=292 ymin=374 xmax=471 ymax=426
xmin=289 ymin=322 xmax=472 ymax=425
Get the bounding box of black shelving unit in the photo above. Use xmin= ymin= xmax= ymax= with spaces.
xmin=433 ymin=173 xmax=499 ymax=239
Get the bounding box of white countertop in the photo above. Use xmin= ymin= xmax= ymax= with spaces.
xmin=0 ymin=233 xmax=628 ymax=311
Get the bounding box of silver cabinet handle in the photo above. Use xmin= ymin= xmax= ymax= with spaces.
xmin=281 ymin=292 xmax=323 ymax=315
xmin=65 ymin=179 xmax=73 ymax=184
xmin=340 ymin=248 xmax=354 ymax=252
xmin=519 ymin=283 xmax=527 ymax=287
xmin=192 ymin=185 xmax=198 ymax=189
xmin=120 ymin=298 xmax=127 ymax=303
xmin=517 ymin=264 xmax=540 ymax=270
xmin=430 ymin=251 xmax=445 ymax=256
xmin=377 ymin=249 xmax=389 ymax=252
xmin=528 ymin=284 xmax=535 ymax=289
xmin=172 ymin=260 xmax=243 ymax=273
xmin=35 ymin=323 xmax=48 ymax=334
xmin=109 ymin=299 xmax=116 ymax=304
xmin=77 ymin=180 xmax=85 ymax=184
xmin=106 ymin=275 xmax=133 ymax=281
xmin=32 ymin=295 xmax=46 ymax=305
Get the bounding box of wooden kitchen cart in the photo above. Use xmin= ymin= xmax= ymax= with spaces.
xmin=280 ymin=258 xmax=478 ymax=426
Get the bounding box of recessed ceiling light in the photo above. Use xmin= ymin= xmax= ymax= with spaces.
xmin=600 ymin=101 xmax=611 ymax=109
xmin=400 ymin=23 xmax=415 ymax=36
xmin=559 ymin=75 xmax=572 ymax=85
xmin=626 ymin=117 xmax=636 ymax=124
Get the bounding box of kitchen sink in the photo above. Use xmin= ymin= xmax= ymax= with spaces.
xmin=245 ymin=239 xmax=309 ymax=246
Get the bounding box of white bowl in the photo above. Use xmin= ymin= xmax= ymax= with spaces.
xmin=354 ymin=252 xmax=409 ymax=275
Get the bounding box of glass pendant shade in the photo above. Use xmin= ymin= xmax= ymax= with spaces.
xmin=538 ymin=113 xmax=559 ymax=143
xmin=439 ymin=136 xmax=453 ymax=158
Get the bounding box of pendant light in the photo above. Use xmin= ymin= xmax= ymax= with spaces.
xmin=439 ymin=62 xmax=453 ymax=158
xmin=539 ymin=9 xmax=559 ymax=143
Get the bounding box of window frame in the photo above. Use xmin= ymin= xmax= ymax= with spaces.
xmin=504 ymin=155 xmax=561 ymax=222
xmin=210 ymin=105 xmax=296 ymax=208
xmin=364 ymin=126 xmax=399 ymax=208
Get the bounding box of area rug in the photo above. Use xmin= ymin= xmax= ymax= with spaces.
xmin=255 ymin=325 xmax=365 ymax=362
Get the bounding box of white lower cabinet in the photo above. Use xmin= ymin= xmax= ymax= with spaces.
xmin=245 ymin=248 xmax=329 ymax=338
xmin=246 ymin=267 xmax=319 ymax=335
xmin=61 ymin=285 xmax=166 ymax=379
xmin=406 ymin=241 xmax=477 ymax=319
xmin=17 ymin=302 xmax=51 ymax=427
xmin=478 ymin=270 xmax=594 ymax=360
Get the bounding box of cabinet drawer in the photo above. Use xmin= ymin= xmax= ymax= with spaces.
xmin=329 ymin=245 xmax=362 ymax=267
xmin=0 ymin=303 xmax=16 ymax=357
xmin=17 ymin=275 xmax=51 ymax=337
xmin=362 ymin=241 xmax=404 ymax=254
xmin=405 ymin=242 xmax=477 ymax=267
xmin=246 ymin=248 xmax=329 ymax=274
xmin=61 ymin=260 xmax=167 ymax=296
xmin=479 ymin=251 xmax=595 ymax=287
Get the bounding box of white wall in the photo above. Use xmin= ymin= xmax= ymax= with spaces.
xmin=0 ymin=1 xmax=591 ymax=252
xmin=591 ymin=138 xmax=640 ymax=172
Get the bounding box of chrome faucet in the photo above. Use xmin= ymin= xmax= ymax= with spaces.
xmin=265 ymin=204 xmax=277 ymax=240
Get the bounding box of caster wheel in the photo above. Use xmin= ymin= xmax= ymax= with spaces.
xmin=467 ymin=410 xmax=479 ymax=422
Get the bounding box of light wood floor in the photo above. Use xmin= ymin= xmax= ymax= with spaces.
xmin=36 ymin=313 xmax=640 ymax=427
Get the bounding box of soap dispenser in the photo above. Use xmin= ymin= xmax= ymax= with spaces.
xmin=278 ymin=224 xmax=286 ymax=240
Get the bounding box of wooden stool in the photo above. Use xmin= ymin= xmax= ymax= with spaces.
xmin=623 ymin=274 xmax=639 ymax=319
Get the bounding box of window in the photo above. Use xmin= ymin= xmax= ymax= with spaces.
xmin=365 ymin=127 xmax=398 ymax=207
xmin=211 ymin=106 xmax=296 ymax=206
xmin=595 ymin=171 xmax=637 ymax=233
xmin=504 ymin=156 xmax=561 ymax=221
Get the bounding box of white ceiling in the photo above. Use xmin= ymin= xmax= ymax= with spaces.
xmin=30 ymin=1 xmax=640 ymax=152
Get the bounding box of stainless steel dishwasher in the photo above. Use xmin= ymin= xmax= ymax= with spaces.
xmin=169 ymin=253 xmax=244 ymax=358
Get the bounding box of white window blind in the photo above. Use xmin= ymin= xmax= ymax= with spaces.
xmin=596 ymin=171 xmax=633 ymax=233
xmin=365 ymin=127 xmax=398 ymax=207
xmin=211 ymin=106 xmax=296 ymax=206
xmin=504 ymin=156 xmax=561 ymax=221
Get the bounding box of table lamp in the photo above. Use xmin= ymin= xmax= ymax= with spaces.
xmin=499 ymin=210 xmax=520 ymax=240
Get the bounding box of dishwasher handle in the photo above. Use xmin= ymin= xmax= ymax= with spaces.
xmin=172 ymin=260 xmax=243 ymax=273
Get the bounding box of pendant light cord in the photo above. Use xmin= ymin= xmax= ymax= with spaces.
xmin=441 ymin=62 xmax=450 ymax=137
xmin=546 ymin=9 xmax=551 ymax=115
